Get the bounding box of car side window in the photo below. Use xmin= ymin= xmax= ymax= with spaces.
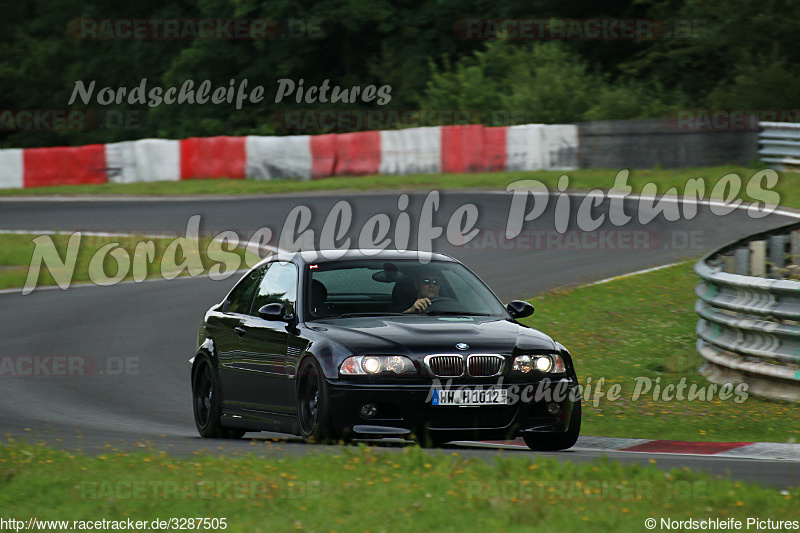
xmin=252 ymin=262 xmax=298 ymax=317
xmin=226 ymin=269 xmax=263 ymax=314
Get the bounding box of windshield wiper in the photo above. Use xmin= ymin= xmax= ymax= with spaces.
xmin=335 ymin=312 xmax=407 ymax=318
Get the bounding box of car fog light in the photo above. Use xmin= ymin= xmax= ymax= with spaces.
xmin=363 ymin=357 xmax=381 ymax=374
xmin=513 ymin=355 xmax=532 ymax=373
xmin=361 ymin=404 xmax=378 ymax=418
xmin=534 ymin=356 xmax=553 ymax=372
xmin=546 ymin=402 xmax=561 ymax=416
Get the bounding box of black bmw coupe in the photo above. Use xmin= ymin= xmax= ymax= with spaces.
xmin=191 ymin=249 xmax=581 ymax=450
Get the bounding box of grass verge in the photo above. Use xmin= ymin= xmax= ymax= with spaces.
xmin=0 ymin=166 xmax=794 ymax=209
xmin=0 ymin=233 xmax=260 ymax=291
xmin=0 ymin=440 xmax=795 ymax=532
xmin=521 ymin=261 xmax=800 ymax=443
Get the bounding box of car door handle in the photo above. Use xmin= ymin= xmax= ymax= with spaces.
xmin=234 ymin=326 xmax=247 ymax=337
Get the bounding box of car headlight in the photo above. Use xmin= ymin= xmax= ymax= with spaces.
xmin=512 ymin=354 xmax=566 ymax=373
xmin=340 ymin=355 xmax=415 ymax=376
xmin=362 ymin=356 xmax=381 ymax=374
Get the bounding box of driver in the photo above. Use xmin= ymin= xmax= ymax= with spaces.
xmin=403 ymin=271 xmax=441 ymax=313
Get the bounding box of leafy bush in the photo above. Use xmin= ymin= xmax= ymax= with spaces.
xmin=420 ymin=41 xmax=676 ymax=125
xmin=708 ymin=52 xmax=800 ymax=112
xmin=583 ymin=83 xmax=673 ymax=122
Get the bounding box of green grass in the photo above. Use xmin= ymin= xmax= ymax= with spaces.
xmin=522 ymin=261 xmax=800 ymax=444
xmin=0 ymin=233 xmax=261 ymax=291
xmin=0 ymin=440 xmax=795 ymax=532
xmin=1 ymin=166 xmax=795 ymax=209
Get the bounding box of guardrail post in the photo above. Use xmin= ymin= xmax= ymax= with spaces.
xmin=735 ymin=248 xmax=750 ymax=275
xmin=792 ymin=230 xmax=800 ymax=262
xmin=750 ymin=240 xmax=766 ymax=277
xmin=769 ymin=235 xmax=786 ymax=276
xmin=722 ymin=255 xmax=736 ymax=273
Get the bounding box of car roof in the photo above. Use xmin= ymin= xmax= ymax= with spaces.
xmin=259 ymin=249 xmax=458 ymax=267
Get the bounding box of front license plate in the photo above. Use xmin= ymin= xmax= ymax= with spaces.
xmin=431 ymin=388 xmax=508 ymax=406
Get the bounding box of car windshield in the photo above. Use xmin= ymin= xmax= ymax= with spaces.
xmin=305 ymin=259 xmax=507 ymax=320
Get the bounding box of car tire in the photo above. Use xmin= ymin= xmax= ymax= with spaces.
xmin=523 ymin=401 xmax=581 ymax=451
xmin=192 ymin=357 xmax=246 ymax=439
xmin=297 ymin=357 xmax=338 ymax=443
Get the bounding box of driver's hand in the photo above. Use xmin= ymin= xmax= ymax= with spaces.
xmin=405 ymin=298 xmax=431 ymax=313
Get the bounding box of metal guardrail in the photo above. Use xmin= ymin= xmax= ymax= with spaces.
xmin=695 ymin=222 xmax=800 ymax=401
xmin=759 ymin=121 xmax=800 ymax=171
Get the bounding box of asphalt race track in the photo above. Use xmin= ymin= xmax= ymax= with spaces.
xmin=1 ymin=190 xmax=797 ymax=488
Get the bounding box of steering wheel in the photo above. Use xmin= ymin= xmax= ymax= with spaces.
xmin=425 ymin=297 xmax=459 ymax=312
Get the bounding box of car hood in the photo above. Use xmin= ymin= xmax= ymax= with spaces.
xmin=309 ymin=316 xmax=556 ymax=356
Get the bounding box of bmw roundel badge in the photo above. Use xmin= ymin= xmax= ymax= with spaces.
xmin=456 ymin=343 xmax=469 ymax=350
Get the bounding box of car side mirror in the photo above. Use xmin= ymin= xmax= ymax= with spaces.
xmin=506 ymin=300 xmax=534 ymax=319
xmin=258 ymin=303 xmax=292 ymax=322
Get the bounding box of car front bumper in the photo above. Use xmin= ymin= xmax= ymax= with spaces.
xmin=327 ymin=378 xmax=579 ymax=442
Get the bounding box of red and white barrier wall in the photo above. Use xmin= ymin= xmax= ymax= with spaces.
xmin=379 ymin=127 xmax=441 ymax=175
xmin=0 ymin=124 xmax=579 ymax=189
xmin=247 ymin=135 xmax=312 ymax=181
xmin=105 ymin=139 xmax=180 ymax=183
xmin=19 ymin=145 xmax=107 ymax=188
xmin=0 ymin=149 xmax=23 ymax=189
xmin=506 ymin=124 xmax=579 ymax=171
